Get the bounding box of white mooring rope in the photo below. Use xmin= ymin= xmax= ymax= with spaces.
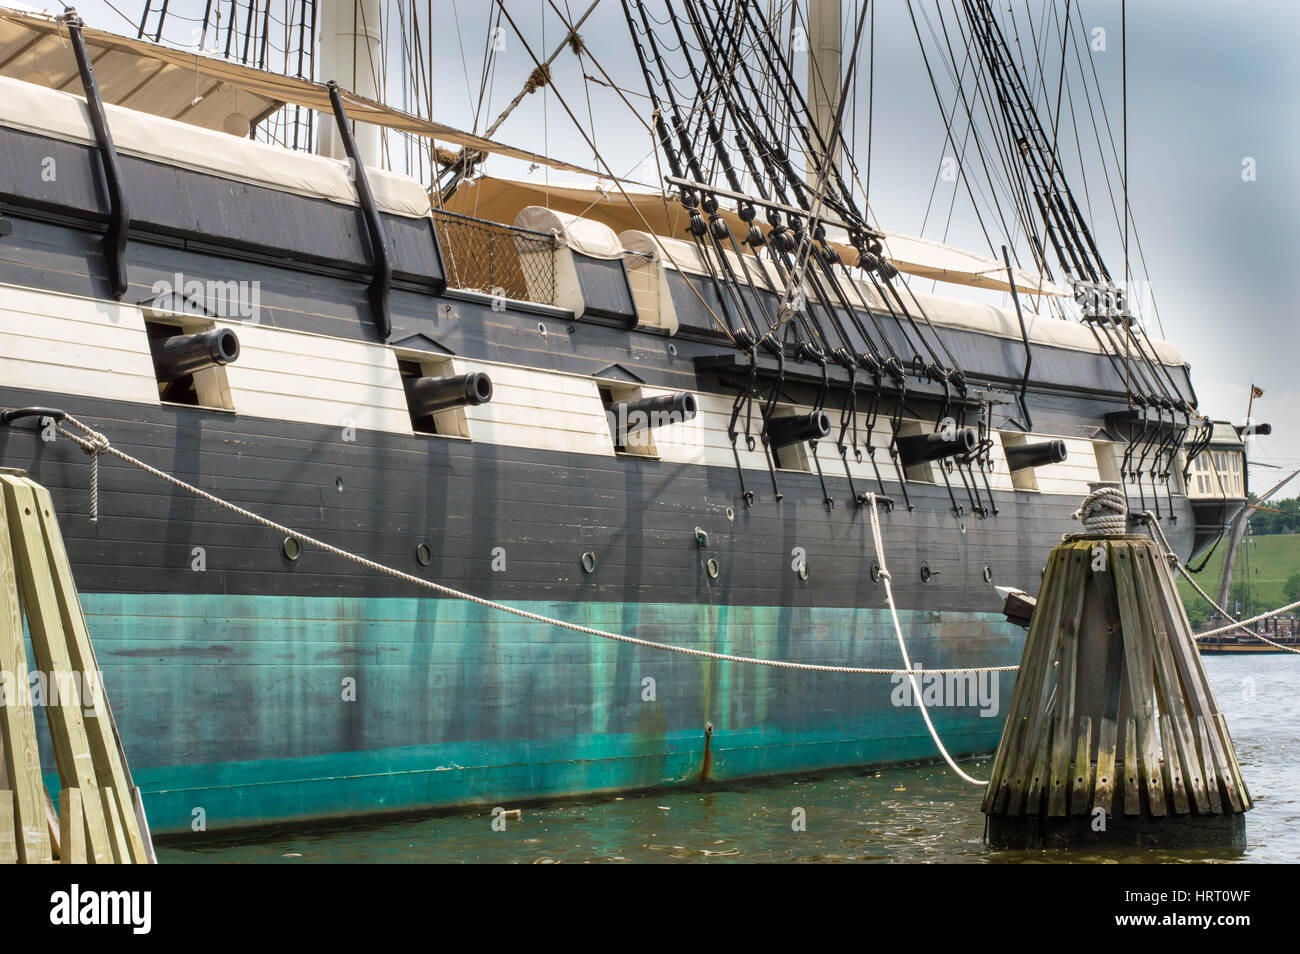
xmin=865 ymin=493 xmax=989 ymax=786
xmin=49 ymin=415 xmax=1016 ymax=678
xmin=1071 ymin=482 xmax=1128 ymax=535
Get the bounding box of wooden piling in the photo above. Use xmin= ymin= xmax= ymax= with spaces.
xmin=983 ymin=534 xmax=1250 ymax=849
xmin=0 ymin=475 xmax=154 ymax=863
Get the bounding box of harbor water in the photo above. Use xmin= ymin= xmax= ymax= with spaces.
xmin=157 ymin=655 xmax=1298 ymax=864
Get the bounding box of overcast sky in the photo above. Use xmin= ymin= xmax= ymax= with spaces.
xmin=69 ymin=0 xmax=1300 ymax=489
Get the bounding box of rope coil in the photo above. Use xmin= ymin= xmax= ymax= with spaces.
xmin=1071 ymin=482 xmax=1127 ymax=535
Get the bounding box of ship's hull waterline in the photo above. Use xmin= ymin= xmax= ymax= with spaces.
xmin=78 ymin=594 xmax=1020 ymax=834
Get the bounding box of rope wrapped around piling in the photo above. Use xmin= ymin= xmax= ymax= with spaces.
xmin=1071 ymin=482 xmax=1127 ymax=535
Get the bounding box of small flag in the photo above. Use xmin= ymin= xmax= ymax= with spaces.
xmin=1252 ymin=385 xmax=1265 ymax=399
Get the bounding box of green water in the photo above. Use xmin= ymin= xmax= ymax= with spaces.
xmin=156 ymin=656 xmax=1298 ymax=863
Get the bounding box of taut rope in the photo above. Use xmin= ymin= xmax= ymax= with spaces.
xmin=49 ymin=414 xmax=1016 ymax=678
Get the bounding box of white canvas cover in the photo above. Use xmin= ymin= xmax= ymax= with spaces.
xmin=0 ymin=73 xmax=431 ymax=218
xmin=0 ymin=4 xmax=615 ymax=181
xmin=515 ymin=207 xmax=624 ymax=260
xmin=619 ymin=229 xmax=1185 ymax=367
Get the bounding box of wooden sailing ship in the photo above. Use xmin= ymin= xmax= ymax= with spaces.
xmin=0 ymin=1 xmax=1251 ymax=834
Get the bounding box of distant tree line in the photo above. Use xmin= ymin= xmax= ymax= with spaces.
xmin=1185 ymin=573 xmax=1300 ymax=628
xmin=1248 ymin=495 xmax=1300 ymax=534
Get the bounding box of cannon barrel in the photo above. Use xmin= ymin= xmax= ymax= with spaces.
xmin=150 ymin=328 xmax=240 ymax=382
xmin=896 ymin=427 xmax=977 ymax=468
xmin=609 ymin=391 xmax=698 ymax=439
xmin=1005 ymin=439 xmax=1068 ymax=472
xmin=405 ymin=372 xmax=494 ymax=417
xmin=767 ymin=411 xmax=831 ymax=450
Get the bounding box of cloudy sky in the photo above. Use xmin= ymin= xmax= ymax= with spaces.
xmin=70 ymin=0 xmax=1300 ymax=487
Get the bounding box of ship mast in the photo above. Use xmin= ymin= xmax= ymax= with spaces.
xmin=316 ymin=0 xmax=383 ymax=167
xmin=807 ymin=0 xmax=843 ymax=188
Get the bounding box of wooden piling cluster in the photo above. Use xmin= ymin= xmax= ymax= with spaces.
xmin=0 ymin=471 xmax=154 ymax=863
xmin=983 ymin=534 xmax=1250 ymax=849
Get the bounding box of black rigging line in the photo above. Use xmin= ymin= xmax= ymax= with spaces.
xmin=623 ymin=0 xmax=770 ymax=352
xmin=908 ymin=0 xmax=1009 ymax=262
xmin=738 ymin=0 xmax=955 ymax=379
xmin=939 ymin=0 xmax=1051 ymax=288
xmin=962 ymin=0 xmax=1096 ymax=283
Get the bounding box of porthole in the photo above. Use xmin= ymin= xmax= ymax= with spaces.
xmin=797 ymin=563 xmax=809 ymax=581
xmin=335 ymin=477 xmax=345 ymax=494
xmin=668 ymin=343 xmax=678 ymax=357
xmin=538 ymin=322 xmax=548 ymax=337
xmin=581 ymin=551 xmax=596 ymax=574
xmin=694 ymin=527 xmax=709 ymax=547
xmin=920 ymin=563 xmax=932 ymax=584
xmin=983 ymin=565 xmax=993 ymax=583
xmin=706 ymin=557 xmax=720 ymax=579
xmin=725 ymin=506 xmax=735 ymax=521
xmin=870 ymin=561 xmax=881 ymax=583
xmin=281 ymin=536 xmax=302 ymax=563
xmin=415 ymin=543 xmax=432 ymax=567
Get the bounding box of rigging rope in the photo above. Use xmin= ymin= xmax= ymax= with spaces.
xmin=1143 ymin=515 xmax=1300 ymax=653
xmin=48 ymin=414 xmax=1017 ymax=679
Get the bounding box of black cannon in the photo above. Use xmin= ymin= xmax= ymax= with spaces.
xmin=149 ymin=328 xmax=240 ymax=382
xmin=896 ymin=427 xmax=977 ymax=468
xmin=608 ymin=391 xmax=697 ymax=442
xmin=767 ymin=411 xmax=831 ymax=450
xmin=1004 ymin=439 xmax=1068 ymax=472
xmin=404 ymin=372 xmax=494 ymax=417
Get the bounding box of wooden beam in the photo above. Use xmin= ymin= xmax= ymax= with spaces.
xmin=0 ymin=477 xmax=113 ymax=862
xmin=59 ymin=788 xmax=87 ymax=864
xmin=0 ymin=487 xmax=53 ymax=863
xmin=0 ymin=791 xmax=17 ymax=863
xmin=29 ymin=482 xmax=149 ymax=861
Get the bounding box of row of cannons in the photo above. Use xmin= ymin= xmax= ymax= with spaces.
xmin=147 ymin=328 xmax=1069 ymax=478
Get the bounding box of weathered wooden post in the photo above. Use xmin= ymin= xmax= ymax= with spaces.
xmin=0 ymin=471 xmax=155 ymax=863
xmin=983 ymin=483 xmax=1250 ymax=849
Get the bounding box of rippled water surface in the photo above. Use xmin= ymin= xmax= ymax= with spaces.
xmin=157 ymin=655 xmax=1298 ymax=863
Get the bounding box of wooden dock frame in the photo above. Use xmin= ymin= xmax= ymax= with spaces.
xmin=983 ymin=533 xmax=1250 ymax=850
xmin=0 ymin=469 xmax=155 ymax=863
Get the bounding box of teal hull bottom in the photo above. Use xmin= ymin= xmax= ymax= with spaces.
xmin=54 ymin=595 xmax=1023 ymax=835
